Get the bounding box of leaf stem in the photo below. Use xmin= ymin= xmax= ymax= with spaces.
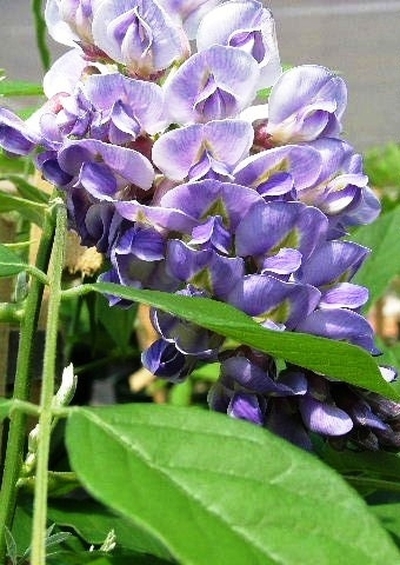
xmin=31 ymin=0 xmax=51 ymax=72
xmin=30 ymin=199 xmax=67 ymax=565
xmin=0 ymin=207 xmax=55 ymax=562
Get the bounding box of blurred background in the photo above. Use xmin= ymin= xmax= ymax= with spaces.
xmin=1 ymin=0 xmax=400 ymax=152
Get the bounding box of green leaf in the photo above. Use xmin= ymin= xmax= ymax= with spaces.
xmin=95 ymin=293 xmax=138 ymax=354
xmin=66 ymin=404 xmax=400 ymax=565
xmin=0 ymin=243 xmax=28 ymax=277
xmin=79 ymin=282 xmax=399 ymax=401
xmin=1 ymin=175 xmax=50 ymax=203
xmin=364 ymin=143 xmax=400 ymax=188
xmin=47 ymin=499 xmax=173 ymax=561
xmin=46 ymin=551 xmax=170 ymax=565
xmin=0 ymin=191 xmax=47 ymax=226
xmin=0 ymin=80 xmax=43 ymax=97
xmin=352 ymin=205 xmax=400 ymax=305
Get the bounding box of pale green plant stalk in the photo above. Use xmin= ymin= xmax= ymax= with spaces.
xmin=30 ymin=198 xmax=67 ymax=564
xmin=0 ymin=205 xmax=55 ymax=563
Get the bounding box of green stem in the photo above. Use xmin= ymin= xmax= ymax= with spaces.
xmin=31 ymin=0 xmax=51 ymax=72
xmin=0 ymin=207 xmax=55 ymax=562
xmin=30 ymin=199 xmax=67 ymax=565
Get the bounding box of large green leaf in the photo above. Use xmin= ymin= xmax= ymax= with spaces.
xmin=66 ymin=404 xmax=400 ymax=565
xmin=77 ymin=282 xmax=399 ymax=401
xmin=352 ymin=205 xmax=400 ymax=306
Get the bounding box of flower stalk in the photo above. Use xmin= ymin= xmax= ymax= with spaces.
xmin=30 ymin=197 xmax=67 ymax=565
xmin=0 ymin=204 xmax=55 ymax=563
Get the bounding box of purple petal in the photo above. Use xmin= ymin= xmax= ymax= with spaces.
xmin=164 ymin=45 xmax=259 ymax=123
xmin=319 ymin=283 xmax=368 ymax=310
xmin=196 ymin=0 xmax=281 ymax=88
xmin=296 ymin=308 xmax=379 ymax=354
xmin=235 ymin=200 xmax=328 ymax=260
xmin=298 ymin=240 xmax=370 ymax=287
xmin=92 ymin=0 xmax=185 ymax=76
xmin=233 ymin=144 xmax=322 ymax=196
xmin=267 ymin=65 xmax=347 ymax=144
xmin=159 ymin=179 xmax=263 ymax=230
xmin=142 ymin=339 xmax=189 ymax=382
xmin=299 ymin=395 xmax=353 ymax=436
xmin=228 ymin=392 xmax=265 ymax=425
xmin=153 ymin=119 xmax=253 ymax=182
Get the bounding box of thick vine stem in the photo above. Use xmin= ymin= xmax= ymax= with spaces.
xmin=0 ymin=202 xmax=56 ymax=563
xmin=30 ymin=198 xmax=67 ymax=565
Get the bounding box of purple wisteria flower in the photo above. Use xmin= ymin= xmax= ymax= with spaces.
xmin=91 ymin=0 xmax=188 ymax=77
xmin=152 ymin=120 xmax=254 ymax=181
xmin=196 ymin=0 xmax=281 ymax=88
xmin=163 ymin=45 xmax=260 ymax=124
xmin=266 ymin=64 xmax=347 ymax=145
xmin=1 ymin=0 xmax=397 ymax=454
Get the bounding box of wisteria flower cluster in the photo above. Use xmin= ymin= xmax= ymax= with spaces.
xmin=1 ymin=0 xmax=398 ymax=451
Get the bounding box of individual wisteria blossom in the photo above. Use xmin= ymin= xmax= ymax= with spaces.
xmin=1 ymin=0 xmax=399 ymax=453
xmin=92 ymin=0 xmax=188 ymax=77
xmin=152 ymin=120 xmax=254 ymax=181
xmin=196 ymin=0 xmax=281 ymax=88
xmin=265 ymin=64 xmax=347 ymax=144
xmin=164 ymin=45 xmax=260 ymax=124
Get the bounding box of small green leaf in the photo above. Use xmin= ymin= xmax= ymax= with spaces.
xmin=0 ymin=191 xmax=47 ymax=226
xmin=0 ymin=243 xmax=28 ymax=277
xmin=47 ymin=499 xmax=173 ymax=561
xmin=1 ymin=175 xmax=50 ymax=204
xmin=66 ymin=404 xmax=400 ymax=565
xmin=78 ymin=282 xmax=399 ymax=401
xmin=352 ymin=205 xmax=400 ymax=306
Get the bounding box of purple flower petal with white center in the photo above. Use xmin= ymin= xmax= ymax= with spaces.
xmin=296 ymin=308 xmax=379 ymax=354
xmin=158 ymin=0 xmax=223 ymax=39
xmin=83 ymin=73 xmax=167 ymax=137
xmin=299 ymin=395 xmax=353 ymax=436
xmin=164 ymin=45 xmax=259 ymax=124
xmin=298 ymin=240 xmax=370 ymax=287
xmin=114 ymin=225 xmax=165 ymax=261
xmin=166 ymin=240 xmax=244 ymax=298
xmin=261 ymin=248 xmax=302 ymax=278
xmin=233 ymin=144 xmax=322 ymax=198
xmin=142 ymin=338 xmax=190 ymax=382
xmin=235 ymin=200 xmax=328 ymax=261
xmin=57 ymin=138 xmax=154 ymax=199
xmin=319 ymin=282 xmax=368 ymax=310
xmin=153 ymin=119 xmax=253 ymax=181
xmin=0 ymin=107 xmax=41 ymax=156
xmin=227 ymin=274 xmax=321 ymax=328
xmin=159 ymin=179 xmax=263 ymax=232
xmin=196 ymin=0 xmax=281 ymax=88
xmin=350 ymin=400 xmax=389 ymax=431
xmin=92 ymin=0 xmax=185 ymax=76
xmin=228 ymin=392 xmax=265 ymax=425
xmin=267 ymin=65 xmax=347 ymax=144
xmin=222 ymin=356 xmax=307 ymax=396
